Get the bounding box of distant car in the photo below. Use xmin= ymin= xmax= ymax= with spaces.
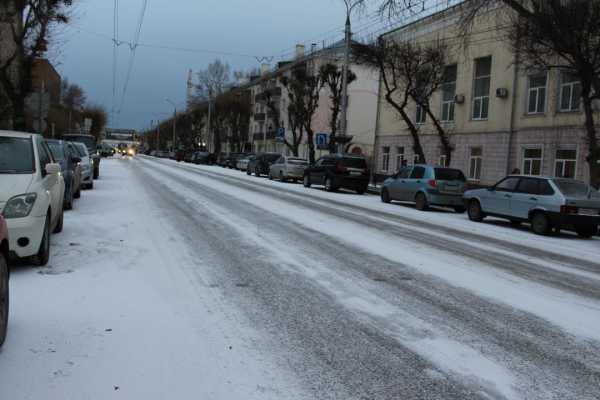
xmin=73 ymin=142 xmax=94 ymax=189
xmin=191 ymin=151 xmax=211 ymax=165
xmin=269 ymin=156 xmax=308 ymax=182
xmin=183 ymin=151 xmax=195 ymax=163
xmin=303 ymin=154 xmax=370 ymax=194
xmin=248 ymin=153 xmax=282 ymax=177
xmin=464 ymin=176 xmax=600 ymax=237
xmin=237 ymin=154 xmax=255 ymax=171
xmin=62 ymin=134 xmax=100 ymax=179
xmin=0 ymin=215 xmax=9 ymax=347
xmin=174 ymin=150 xmax=186 ymax=162
xmin=97 ymin=143 xmax=115 ymax=157
xmin=224 ymin=153 xmax=243 ymax=169
xmin=381 ymin=165 xmax=467 ymax=213
xmin=46 ymin=140 xmax=82 ymax=210
xmin=0 ymin=131 xmax=65 ymax=266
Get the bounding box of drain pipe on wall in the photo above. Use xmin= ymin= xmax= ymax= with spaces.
xmin=506 ymin=32 xmax=521 ymax=175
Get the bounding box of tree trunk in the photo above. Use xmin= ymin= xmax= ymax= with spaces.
xmin=582 ymin=96 xmax=600 ymax=188
xmin=306 ymin=126 xmax=316 ymax=164
xmin=425 ymin=107 xmax=453 ymax=165
xmin=385 ymin=93 xmax=426 ymax=164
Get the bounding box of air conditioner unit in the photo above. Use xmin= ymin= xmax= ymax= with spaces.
xmin=454 ymin=94 xmax=465 ymax=104
xmin=496 ymin=88 xmax=509 ymax=98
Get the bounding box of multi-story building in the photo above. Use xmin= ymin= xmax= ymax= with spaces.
xmin=246 ymin=43 xmax=380 ymax=161
xmin=374 ymin=3 xmax=599 ymax=185
xmin=0 ymin=2 xmax=22 ymax=129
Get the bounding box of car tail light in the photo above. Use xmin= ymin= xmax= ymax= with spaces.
xmin=560 ymin=205 xmax=579 ymax=214
xmin=336 ymin=162 xmax=347 ymax=173
xmin=428 ymin=179 xmax=437 ymax=188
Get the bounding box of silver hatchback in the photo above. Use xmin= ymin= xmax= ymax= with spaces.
xmin=269 ymin=156 xmax=309 ymax=182
xmin=464 ymin=176 xmax=600 ymax=237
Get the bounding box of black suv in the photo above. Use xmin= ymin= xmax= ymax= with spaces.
xmin=248 ymin=153 xmax=282 ymax=176
xmin=303 ymin=154 xmax=370 ymax=194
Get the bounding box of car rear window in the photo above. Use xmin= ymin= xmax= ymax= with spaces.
xmin=0 ymin=136 xmax=35 ymax=173
xmin=266 ymin=154 xmax=281 ymax=162
xmin=553 ymin=179 xmax=599 ymax=198
xmin=340 ymin=157 xmax=367 ymax=169
xmin=434 ymin=168 xmax=466 ymax=182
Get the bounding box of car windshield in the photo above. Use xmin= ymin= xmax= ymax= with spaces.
xmin=434 ymin=168 xmax=466 ymax=182
xmin=553 ymin=179 xmax=600 ymax=198
xmin=74 ymin=144 xmax=88 ymax=158
xmin=288 ymin=158 xmax=308 ymax=165
xmin=341 ymin=157 xmax=367 ymax=169
xmin=47 ymin=142 xmax=65 ymax=161
xmin=64 ymin=135 xmax=96 ymax=151
xmin=0 ymin=136 xmax=35 ymax=173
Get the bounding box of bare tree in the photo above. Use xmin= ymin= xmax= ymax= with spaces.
xmin=221 ymin=90 xmax=251 ymax=152
xmin=0 ymin=0 xmax=73 ymax=130
xmin=81 ymin=104 xmax=107 ymax=141
xmin=353 ymin=38 xmax=427 ymax=163
xmin=280 ymin=66 xmax=322 ymax=163
xmin=319 ymin=63 xmax=357 ymax=153
xmin=61 ymin=79 xmax=86 ymax=130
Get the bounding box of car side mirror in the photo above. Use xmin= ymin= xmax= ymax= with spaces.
xmin=72 ymin=156 xmax=81 ymax=163
xmin=45 ymin=163 xmax=61 ymax=175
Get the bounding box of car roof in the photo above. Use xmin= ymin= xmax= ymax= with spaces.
xmin=0 ymin=130 xmax=37 ymax=139
xmin=505 ymin=174 xmax=555 ymax=180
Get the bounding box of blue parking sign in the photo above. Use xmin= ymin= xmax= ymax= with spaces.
xmin=316 ymin=133 xmax=329 ymax=150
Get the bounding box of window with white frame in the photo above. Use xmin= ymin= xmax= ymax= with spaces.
xmin=469 ymin=147 xmax=483 ymax=180
xmin=555 ymin=148 xmax=577 ymax=179
xmin=527 ymin=73 xmax=547 ymax=114
xmin=472 ymin=57 xmax=492 ymax=120
xmin=381 ymin=146 xmax=390 ymax=172
xmin=439 ymin=154 xmax=448 ymax=167
xmin=415 ymin=104 xmax=426 ymax=124
xmin=396 ymin=146 xmax=405 ymax=170
xmin=522 ymin=147 xmax=543 ymax=176
xmin=441 ymin=65 xmax=457 ymax=122
xmin=560 ymin=72 xmax=582 ymax=112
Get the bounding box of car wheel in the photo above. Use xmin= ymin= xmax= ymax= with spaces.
xmin=575 ymin=224 xmax=597 ymax=238
xmin=268 ymin=172 xmax=274 ymax=180
xmin=280 ymin=172 xmax=287 ymax=183
xmin=356 ymin=188 xmax=366 ymax=195
xmin=303 ymin=175 xmax=311 ymax=188
xmin=32 ymin=213 xmax=51 ymax=266
xmin=255 ymin=167 xmax=260 ymax=177
xmin=381 ymin=188 xmax=391 ymax=203
xmin=0 ymin=251 xmax=8 ymax=347
xmin=468 ymin=200 xmax=485 ymax=222
xmin=53 ymin=207 xmax=64 ymax=234
xmin=531 ymin=212 xmax=551 ymax=236
xmin=325 ymin=177 xmax=336 ymax=192
xmin=453 ymin=206 xmax=466 ymax=214
xmin=415 ymin=192 xmax=429 ymax=211
xmin=246 ymin=169 xmax=251 ymax=176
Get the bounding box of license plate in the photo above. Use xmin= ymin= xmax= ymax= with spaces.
xmin=579 ymin=208 xmax=599 ymax=216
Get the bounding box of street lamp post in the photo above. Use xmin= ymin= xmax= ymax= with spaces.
xmin=339 ymin=0 xmax=362 ymax=153
xmin=166 ymin=98 xmax=177 ymax=152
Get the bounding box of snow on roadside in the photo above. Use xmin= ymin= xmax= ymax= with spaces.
xmin=0 ymin=158 xmax=308 ymax=400
xmin=171 ymin=159 xmax=600 ymax=263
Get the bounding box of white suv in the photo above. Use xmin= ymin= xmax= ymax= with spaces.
xmin=0 ymin=131 xmax=65 ymax=265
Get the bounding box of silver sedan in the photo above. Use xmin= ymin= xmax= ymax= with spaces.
xmin=268 ymin=156 xmax=308 ymax=182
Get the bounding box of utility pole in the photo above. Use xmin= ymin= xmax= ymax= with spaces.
xmin=339 ymin=0 xmax=360 ymax=153
xmin=166 ymin=98 xmax=177 ymax=152
xmin=207 ymin=89 xmax=213 ymax=153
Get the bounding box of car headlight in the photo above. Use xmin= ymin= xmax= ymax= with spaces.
xmin=3 ymin=193 xmax=37 ymax=219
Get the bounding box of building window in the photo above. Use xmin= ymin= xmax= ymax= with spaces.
xmin=523 ymin=147 xmax=543 ymax=176
xmin=469 ymin=147 xmax=483 ymax=180
xmin=559 ymin=72 xmax=582 ymax=112
xmin=439 ymin=154 xmax=449 ymax=167
xmin=527 ymin=73 xmax=547 ymax=114
xmin=555 ymin=148 xmax=577 ymax=179
xmin=472 ymin=57 xmax=491 ymax=120
xmin=415 ymin=104 xmax=426 ymax=124
xmin=396 ymin=146 xmax=405 ymax=170
xmin=381 ymin=146 xmax=390 ymax=172
xmin=441 ymin=65 xmax=457 ymax=122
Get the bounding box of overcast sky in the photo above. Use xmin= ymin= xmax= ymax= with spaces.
xmin=53 ymin=0 xmax=390 ymax=131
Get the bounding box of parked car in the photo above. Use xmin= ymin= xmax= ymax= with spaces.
xmin=269 ymin=156 xmax=309 ymax=182
xmin=237 ymin=154 xmax=256 ymax=171
xmin=0 ymin=131 xmax=65 ymax=266
xmin=47 ymin=140 xmax=82 ymax=210
xmin=224 ymin=153 xmax=243 ymax=169
xmin=248 ymin=153 xmax=282 ymax=177
xmin=62 ymin=134 xmax=100 ymax=179
xmin=0 ymin=215 xmax=9 ymax=347
xmin=464 ymin=175 xmax=600 ymax=237
xmin=97 ymin=143 xmax=115 ymax=157
xmin=381 ymin=165 xmax=467 ymax=213
xmin=73 ymin=142 xmax=94 ymax=189
xmin=183 ymin=150 xmax=195 ymax=163
xmin=303 ymin=154 xmax=370 ymax=194
xmin=191 ymin=151 xmax=212 ymax=165
xmin=217 ymin=152 xmax=228 ymax=167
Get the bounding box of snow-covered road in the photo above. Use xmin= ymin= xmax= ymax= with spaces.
xmin=1 ymin=156 xmax=599 ymax=400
